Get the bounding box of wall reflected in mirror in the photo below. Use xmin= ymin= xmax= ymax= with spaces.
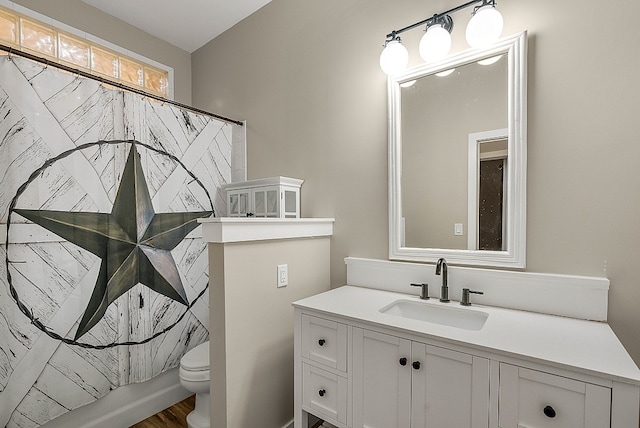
xmin=401 ymin=55 xmax=507 ymax=250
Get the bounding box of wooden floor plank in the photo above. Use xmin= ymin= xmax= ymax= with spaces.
xmin=130 ymin=395 xmax=195 ymax=428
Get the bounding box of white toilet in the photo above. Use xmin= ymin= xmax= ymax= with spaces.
xmin=179 ymin=341 xmax=210 ymax=428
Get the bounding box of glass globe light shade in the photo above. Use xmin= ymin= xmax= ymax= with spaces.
xmin=419 ymin=24 xmax=452 ymax=63
xmin=465 ymin=4 xmax=504 ymax=48
xmin=477 ymin=55 xmax=503 ymax=65
xmin=435 ymin=68 xmax=455 ymax=77
xmin=380 ymin=40 xmax=409 ymax=75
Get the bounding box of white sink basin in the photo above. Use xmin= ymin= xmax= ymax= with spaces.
xmin=379 ymin=299 xmax=488 ymax=330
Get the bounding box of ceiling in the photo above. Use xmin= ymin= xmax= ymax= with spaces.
xmin=81 ymin=0 xmax=272 ymax=53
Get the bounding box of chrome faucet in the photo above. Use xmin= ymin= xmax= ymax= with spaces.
xmin=435 ymin=258 xmax=450 ymax=302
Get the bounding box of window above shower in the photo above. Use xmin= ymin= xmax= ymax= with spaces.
xmin=0 ymin=2 xmax=172 ymax=98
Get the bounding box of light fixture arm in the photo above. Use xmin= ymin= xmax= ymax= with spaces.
xmin=384 ymin=0 xmax=495 ymax=40
xmin=429 ymin=14 xmax=454 ymax=33
xmin=384 ymin=31 xmax=401 ymax=46
xmin=472 ymin=0 xmax=498 ymax=14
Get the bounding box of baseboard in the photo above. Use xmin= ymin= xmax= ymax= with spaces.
xmin=281 ymin=420 xmax=294 ymax=428
xmin=41 ymin=367 xmax=192 ymax=428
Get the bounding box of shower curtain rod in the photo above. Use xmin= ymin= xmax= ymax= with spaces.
xmin=0 ymin=43 xmax=244 ymax=126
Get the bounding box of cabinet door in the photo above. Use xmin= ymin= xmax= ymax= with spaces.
xmin=252 ymin=186 xmax=279 ymax=217
xmin=228 ymin=189 xmax=250 ymax=217
xmin=499 ymin=363 xmax=611 ymax=428
xmin=353 ymin=328 xmax=412 ymax=428
xmin=411 ymin=342 xmax=489 ymax=428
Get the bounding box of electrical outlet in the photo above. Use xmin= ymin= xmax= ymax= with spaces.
xmin=277 ymin=264 xmax=288 ymax=288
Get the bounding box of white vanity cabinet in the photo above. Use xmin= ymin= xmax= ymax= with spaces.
xmin=498 ymin=363 xmax=611 ymax=428
xmin=293 ymin=286 xmax=640 ymax=428
xmin=295 ymin=313 xmax=489 ymax=428
xmin=224 ymin=176 xmax=303 ymax=218
xmin=352 ymin=328 xmax=489 ymax=428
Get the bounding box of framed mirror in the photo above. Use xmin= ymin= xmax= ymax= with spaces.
xmin=388 ymin=32 xmax=527 ymax=268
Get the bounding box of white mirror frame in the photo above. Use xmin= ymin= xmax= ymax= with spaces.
xmin=388 ymin=31 xmax=527 ymax=268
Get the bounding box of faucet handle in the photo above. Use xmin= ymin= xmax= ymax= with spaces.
xmin=410 ymin=283 xmax=430 ymax=300
xmin=461 ymin=288 xmax=484 ymax=306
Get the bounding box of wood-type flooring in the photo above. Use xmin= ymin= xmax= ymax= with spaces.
xmin=130 ymin=395 xmax=195 ymax=428
xmin=130 ymin=397 xmax=335 ymax=428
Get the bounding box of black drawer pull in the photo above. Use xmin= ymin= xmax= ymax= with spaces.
xmin=412 ymin=361 xmax=421 ymax=370
xmin=399 ymin=357 xmax=407 ymax=366
xmin=543 ymin=405 xmax=556 ymax=418
xmin=318 ymin=389 xmax=326 ymax=397
xmin=318 ymin=339 xmax=326 ymax=346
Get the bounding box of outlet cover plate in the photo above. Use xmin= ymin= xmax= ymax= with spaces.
xmin=277 ymin=264 xmax=288 ymax=287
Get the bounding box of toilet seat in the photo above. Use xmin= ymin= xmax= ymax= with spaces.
xmin=180 ymin=341 xmax=210 ymax=382
xmin=179 ymin=367 xmax=209 ymax=382
xmin=181 ymin=341 xmax=209 ymax=371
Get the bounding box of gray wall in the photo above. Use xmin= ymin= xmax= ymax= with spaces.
xmin=12 ymin=0 xmax=192 ymax=104
xmin=192 ymin=0 xmax=640 ymax=365
xmin=209 ymin=237 xmax=331 ymax=427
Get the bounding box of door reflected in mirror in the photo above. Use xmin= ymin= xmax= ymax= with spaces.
xmin=470 ymin=132 xmax=508 ymax=251
xmin=478 ymin=139 xmax=507 ymax=251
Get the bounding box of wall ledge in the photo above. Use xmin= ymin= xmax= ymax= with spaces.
xmin=199 ymin=217 xmax=334 ymax=243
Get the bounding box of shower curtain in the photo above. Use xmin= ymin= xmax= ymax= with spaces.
xmin=0 ymin=55 xmax=231 ymax=426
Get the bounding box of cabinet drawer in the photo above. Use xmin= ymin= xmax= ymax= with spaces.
xmin=302 ymin=363 xmax=347 ymax=425
xmin=302 ymin=314 xmax=347 ymax=372
xmin=499 ymin=363 xmax=611 ymax=428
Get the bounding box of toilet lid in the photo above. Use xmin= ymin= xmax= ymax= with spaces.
xmin=181 ymin=341 xmax=210 ymax=371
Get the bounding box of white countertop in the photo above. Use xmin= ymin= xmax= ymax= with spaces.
xmin=293 ymin=285 xmax=640 ymax=385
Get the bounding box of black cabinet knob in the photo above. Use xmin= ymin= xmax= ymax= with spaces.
xmin=412 ymin=361 xmax=421 ymax=370
xmin=318 ymin=389 xmax=326 ymax=397
xmin=318 ymin=339 xmax=326 ymax=346
xmin=399 ymin=357 xmax=407 ymax=366
xmin=543 ymin=405 xmax=556 ymax=418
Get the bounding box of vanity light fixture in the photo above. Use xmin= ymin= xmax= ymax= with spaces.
xmin=379 ymin=35 xmax=409 ymax=75
xmin=419 ymin=15 xmax=453 ymax=63
xmin=466 ymin=2 xmax=504 ymax=48
xmin=380 ymin=0 xmax=504 ymax=75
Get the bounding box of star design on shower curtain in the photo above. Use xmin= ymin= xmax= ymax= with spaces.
xmin=15 ymin=143 xmax=212 ymax=340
